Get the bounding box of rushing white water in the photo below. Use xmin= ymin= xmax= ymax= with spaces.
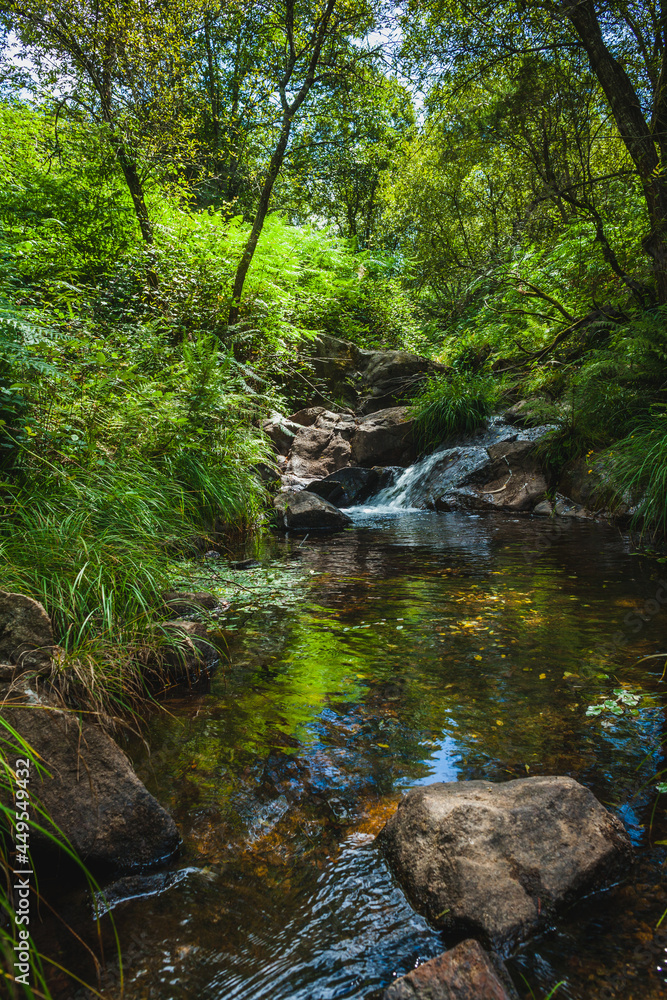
xmin=350 ymin=416 xmax=554 ymax=513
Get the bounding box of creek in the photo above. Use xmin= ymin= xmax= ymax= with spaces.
xmin=64 ymin=508 xmax=667 ymax=1000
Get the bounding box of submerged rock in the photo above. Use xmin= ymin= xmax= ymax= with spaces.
xmin=156 ymin=620 xmax=217 ymax=681
xmin=274 ymin=490 xmax=352 ymax=532
xmin=161 ymin=591 xmax=219 ymax=616
xmin=1 ymin=688 xmax=180 ymax=872
xmin=383 ymin=939 xmax=517 ymax=1000
xmin=378 ymin=776 xmax=631 ymax=953
xmin=0 ymin=591 xmax=54 ymax=674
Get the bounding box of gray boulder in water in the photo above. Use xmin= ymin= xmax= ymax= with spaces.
xmin=274 ymin=490 xmax=352 ymax=532
xmin=377 ymin=776 xmax=631 ymax=953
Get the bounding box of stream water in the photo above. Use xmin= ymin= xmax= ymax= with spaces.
xmin=59 ymin=509 xmax=667 ymax=1000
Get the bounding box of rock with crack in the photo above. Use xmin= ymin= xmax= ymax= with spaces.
xmin=383 ymin=939 xmax=518 ymax=1000
xmin=377 ymin=776 xmax=631 ymax=954
xmin=284 ymin=410 xmax=356 ymax=480
xmin=274 ymin=490 xmax=352 ymax=532
xmin=0 ymin=591 xmax=54 ymax=675
xmin=460 ymin=439 xmax=548 ymax=512
xmin=0 ymin=686 xmax=180 ymax=872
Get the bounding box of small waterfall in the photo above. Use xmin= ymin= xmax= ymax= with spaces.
xmin=357 ymin=417 xmax=552 ymax=512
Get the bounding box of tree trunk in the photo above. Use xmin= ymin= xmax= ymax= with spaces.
xmin=228 ymin=117 xmax=292 ymax=327
xmin=564 ymin=0 xmax=667 ymax=302
xmin=227 ymin=0 xmax=338 ymax=328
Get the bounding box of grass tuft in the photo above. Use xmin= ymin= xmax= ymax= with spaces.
xmin=411 ymin=371 xmax=499 ymax=452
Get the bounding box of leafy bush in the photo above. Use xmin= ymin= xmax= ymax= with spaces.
xmin=0 ymin=103 xmax=137 ymax=288
xmin=411 ymin=371 xmax=500 ymax=452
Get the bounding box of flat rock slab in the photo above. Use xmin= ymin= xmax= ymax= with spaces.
xmin=1 ymin=689 xmax=180 ymax=873
xmin=384 ymin=939 xmax=516 ymax=1000
xmin=274 ymin=490 xmax=352 ymax=532
xmin=378 ymin=776 xmax=631 ymax=953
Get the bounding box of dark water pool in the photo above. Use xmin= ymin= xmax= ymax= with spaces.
xmin=65 ymin=511 xmax=667 ymax=999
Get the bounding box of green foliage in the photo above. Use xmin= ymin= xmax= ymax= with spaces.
xmin=0 ymin=304 xmax=269 ymax=704
xmin=0 ymin=103 xmax=137 ymax=285
xmin=411 ymin=371 xmax=500 ymax=452
xmin=609 ymin=413 xmax=667 ymax=539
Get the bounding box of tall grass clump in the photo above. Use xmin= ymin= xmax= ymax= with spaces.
xmin=609 ymin=413 xmax=667 ymax=540
xmin=411 ymin=371 xmax=500 ymax=453
xmin=0 ymin=311 xmax=270 ymax=714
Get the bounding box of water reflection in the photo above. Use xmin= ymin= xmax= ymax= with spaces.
xmin=66 ymin=512 xmax=667 ymax=1000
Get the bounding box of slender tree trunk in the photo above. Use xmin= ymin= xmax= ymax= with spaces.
xmin=564 ymin=0 xmax=667 ymax=302
xmin=108 ymin=135 xmax=154 ymax=245
xmin=227 ymin=0 xmax=338 ymax=328
xmin=228 ymin=117 xmax=292 ymax=327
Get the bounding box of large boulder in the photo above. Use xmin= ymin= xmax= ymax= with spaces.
xmin=1 ymin=688 xmax=180 ymax=872
xmin=284 ymin=410 xmax=356 ymax=480
xmin=0 ymin=591 xmax=54 ymax=674
xmin=383 ymin=939 xmax=517 ymax=1000
xmin=261 ymin=413 xmax=303 ymax=455
xmin=357 ymin=350 xmax=447 ymax=414
xmin=378 ymin=777 xmax=631 ymax=953
xmin=351 ymin=407 xmax=416 ymax=467
xmin=274 ymin=490 xmax=352 ymax=532
xmin=306 ymin=466 xmax=400 ymax=507
xmin=459 ymin=438 xmax=548 ymax=512
xmin=308 ymin=335 xmax=361 ymax=406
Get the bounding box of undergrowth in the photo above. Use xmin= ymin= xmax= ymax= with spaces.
xmin=609 ymin=414 xmax=667 ymax=540
xmin=411 ymin=371 xmax=500 ymax=452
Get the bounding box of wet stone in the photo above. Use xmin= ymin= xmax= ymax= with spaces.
xmin=383 ymin=939 xmax=517 ymax=1000
xmin=378 ymin=776 xmax=632 ymax=953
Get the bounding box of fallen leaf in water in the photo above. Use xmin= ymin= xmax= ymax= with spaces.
xmin=539 ymin=673 xmax=546 ymax=679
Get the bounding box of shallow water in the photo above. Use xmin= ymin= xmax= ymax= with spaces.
xmin=66 ymin=511 xmax=667 ymax=999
